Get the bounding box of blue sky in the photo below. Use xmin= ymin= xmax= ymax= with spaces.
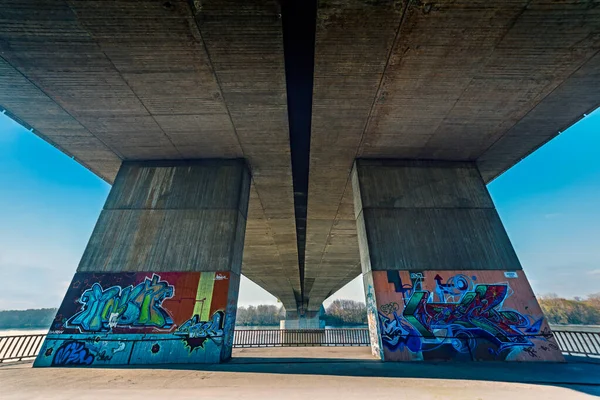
xmin=0 ymin=109 xmax=599 ymax=310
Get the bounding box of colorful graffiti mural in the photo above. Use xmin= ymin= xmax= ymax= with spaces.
xmin=67 ymin=274 xmax=175 ymax=332
xmin=368 ymin=270 xmax=564 ymax=362
xmin=175 ymin=311 xmax=225 ymax=351
xmin=34 ymin=271 xmax=239 ymax=367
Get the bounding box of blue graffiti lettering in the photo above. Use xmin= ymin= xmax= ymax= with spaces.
xmin=52 ymin=341 xmax=94 ymax=366
xmin=67 ymin=274 xmax=174 ymax=332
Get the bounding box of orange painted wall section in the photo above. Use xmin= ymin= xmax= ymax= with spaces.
xmin=368 ymin=270 xmax=564 ymax=362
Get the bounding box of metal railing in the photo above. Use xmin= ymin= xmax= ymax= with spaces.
xmin=0 ymin=329 xmax=370 ymax=363
xmin=0 ymin=334 xmax=46 ymax=363
xmin=1 ymin=327 xmax=599 ymax=363
xmin=233 ymin=328 xmax=370 ymax=347
xmin=552 ymin=328 xmax=600 ymax=358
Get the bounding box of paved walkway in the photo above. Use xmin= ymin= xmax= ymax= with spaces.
xmin=1 ymin=347 xmax=599 ymax=399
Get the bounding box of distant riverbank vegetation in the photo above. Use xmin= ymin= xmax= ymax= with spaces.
xmin=235 ymin=300 xmax=367 ymax=326
xmin=2 ymin=294 xmax=599 ymax=329
xmin=0 ymin=308 xmax=57 ymax=329
xmin=322 ymin=300 xmax=367 ymax=326
xmin=539 ymin=293 xmax=600 ymax=325
xmin=236 ymin=305 xmax=283 ymax=326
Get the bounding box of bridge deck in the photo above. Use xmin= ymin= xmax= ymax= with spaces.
xmin=1 ymin=0 xmax=599 ymax=313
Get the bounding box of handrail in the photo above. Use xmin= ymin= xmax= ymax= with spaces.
xmin=233 ymin=328 xmax=370 ymax=347
xmin=552 ymin=329 xmax=600 ymax=358
xmin=1 ymin=327 xmax=598 ymax=363
xmin=0 ymin=334 xmax=46 ymax=363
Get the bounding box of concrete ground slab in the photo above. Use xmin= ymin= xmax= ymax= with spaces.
xmin=1 ymin=348 xmax=599 ymax=399
xmin=231 ymin=346 xmax=377 ymax=362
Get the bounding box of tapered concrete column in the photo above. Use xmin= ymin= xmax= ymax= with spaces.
xmin=280 ymin=309 xmax=325 ymax=329
xmin=35 ymin=159 xmax=250 ymax=367
xmin=352 ymin=160 xmax=563 ymax=362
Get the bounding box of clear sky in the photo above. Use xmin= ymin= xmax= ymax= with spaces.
xmin=0 ymin=108 xmax=598 ymax=310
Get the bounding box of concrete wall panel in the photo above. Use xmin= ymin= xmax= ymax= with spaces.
xmin=360 ymin=208 xmax=521 ymax=271
xmin=78 ymin=209 xmax=246 ymax=274
xmin=353 ymin=160 xmax=521 ymax=272
xmin=106 ymin=160 xmax=250 ymax=218
xmin=354 ymin=160 xmax=493 ymax=209
xmin=77 ymin=160 xmax=250 ymax=275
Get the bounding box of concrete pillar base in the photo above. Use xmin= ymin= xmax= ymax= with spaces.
xmin=280 ymin=309 xmax=325 ymax=329
xmin=34 ymin=160 xmax=250 ymax=367
xmin=354 ymin=160 xmax=564 ymax=362
xmin=280 ymin=317 xmax=325 ymax=330
xmin=364 ymin=269 xmax=564 ymax=361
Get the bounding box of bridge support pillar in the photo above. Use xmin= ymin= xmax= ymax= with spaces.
xmin=34 ymin=159 xmax=251 ymax=367
xmin=352 ymin=159 xmax=563 ymax=362
xmin=280 ymin=310 xmax=325 ymax=329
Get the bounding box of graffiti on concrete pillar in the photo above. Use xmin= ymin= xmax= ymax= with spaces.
xmin=402 ymin=283 xmax=544 ymax=351
xmin=51 ymin=341 xmax=94 ymax=366
xmin=67 ymin=274 xmax=175 ymax=332
xmin=175 ymin=311 xmax=225 ymax=351
xmin=49 ymin=338 xmax=128 ymax=366
xmin=35 ymin=271 xmax=239 ymax=367
xmin=378 ymin=309 xmax=422 ymax=353
xmin=371 ymin=270 xmax=564 ymax=362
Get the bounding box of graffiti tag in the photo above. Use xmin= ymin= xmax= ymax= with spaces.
xmin=52 ymin=341 xmax=94 ymax=366
xmin=175 ymin=311 xmax=225 ymax=351
xmin=67 ymin=274 xmax=174 ymax=332
xmin=379 ymin=302 xmax=400 ymax=315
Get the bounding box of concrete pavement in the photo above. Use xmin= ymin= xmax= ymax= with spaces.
xmin=2 ymin=347 xmax=599 ymax=399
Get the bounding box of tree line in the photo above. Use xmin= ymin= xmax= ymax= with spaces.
xmin=2 ymin=294 xmax=599 ymax=329
xmin=0 ymin=308 xmax=57 ymax=329
xmin=235 ymin=305 xmax=284 ymax=326
xmin=321 ymin=299 xmax=367 ymax=326
xmin=235 ymin=300 xmax=368 ymax=326
xmin=538 ymin=293 xmax=600 ymax=325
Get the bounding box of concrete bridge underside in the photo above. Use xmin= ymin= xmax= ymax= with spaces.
xmin=1 ymin=0 xmax=599 ymax=318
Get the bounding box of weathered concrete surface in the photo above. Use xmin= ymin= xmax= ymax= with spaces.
xmin=0 ymin=0 xmax=300 ymax=311
xmin=279 ymin=314 xmax=324 ymax=329
xmin=79 ymin=160 xmax=250 ymax=274
xmin=2 ymin=348 xmax=600 ymax=399
xmin=34 ymin=160 xmax=250 ymax=365
xmin=304 ymin=0 xmax=600 ymax=310
xmin=0 ymin=0 xmax=599 ymax=316
xmin=352 ymin=160 xmax=521 ymax=272
xmin=231 ymin=346 xmax=376 ymax=361
xmin=351 ymin=160 xmax=564 ymax=362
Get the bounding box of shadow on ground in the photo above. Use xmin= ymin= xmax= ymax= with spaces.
xmin=139 ymin=360 xmax=600 ymax=396
xmin=3 ymin=348 xmax=599 ymax=397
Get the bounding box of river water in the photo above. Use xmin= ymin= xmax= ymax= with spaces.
xmin=0 ymin=329 xmax=48 ymax=337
